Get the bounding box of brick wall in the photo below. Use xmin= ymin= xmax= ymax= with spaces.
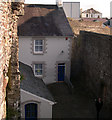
xmin=0 ymin=1 xmax=24 ymax=119
xmin=71 ymin=31 xmax=112 ymax=118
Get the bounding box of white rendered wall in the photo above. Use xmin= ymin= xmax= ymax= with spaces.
xmin=81 ymin=13 xmax=86 ymax=18
xmin=19 ymin=36 xmax=71 ymax=84
xmin=94 ymin=13 xmax=102 ymax=18
xmin=82 ymin=13 xmax=102 ymax=18
xmin=20 ymin=89 xmax=53 ymax=118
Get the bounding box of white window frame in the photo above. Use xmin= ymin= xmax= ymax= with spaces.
xmin=34 ymin=64 xmax=43 ymax=77
xmin=34 ymin=40 xmax=44 ymax=54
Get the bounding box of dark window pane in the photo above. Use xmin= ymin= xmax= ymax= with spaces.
xmin=25 ymin=103 xmax=37 ymax=119
xmin=35 ymin=40 xmax=43 ymax=45
xmin=35 ymin=46 xmax=43 ymax=52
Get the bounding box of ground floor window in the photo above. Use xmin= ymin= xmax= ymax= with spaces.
xmin=34 ymin=64 xmax=43 ymax=77
xmin=25 ymin=103 xmax=38 ymax=120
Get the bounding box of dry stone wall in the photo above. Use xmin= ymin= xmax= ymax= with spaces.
xmin=0 ymin=1 xmax=24 ymax=119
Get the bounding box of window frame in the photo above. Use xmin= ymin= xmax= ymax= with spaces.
xmin=25 ymin=103 xmax=38 ymax=119
xmin=34 ymin=39 xmax=44 ymax=54
xmin=34 ymin=63 xmax=43 ymax=77
xmin=91 ymin=14 xmax=93 ymax=18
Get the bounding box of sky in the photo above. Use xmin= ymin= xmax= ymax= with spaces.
xmin=25 ymin=0 xmax=111 ymax=18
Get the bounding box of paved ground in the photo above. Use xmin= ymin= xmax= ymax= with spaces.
xmin=47 ymin=80 xmax=110 ymax=119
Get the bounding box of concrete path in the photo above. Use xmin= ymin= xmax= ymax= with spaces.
xmin=47 ymin=82 xmax=110 ymax=119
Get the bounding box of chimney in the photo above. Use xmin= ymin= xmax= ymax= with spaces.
xmin=56 ymin=0 xmax=63 ymax=8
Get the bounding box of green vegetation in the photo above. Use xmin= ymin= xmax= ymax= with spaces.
xmin=6 ymin=59 xmax=20 ymax=119
xmin=6 ymin=107 xmax=20 ymax=120
xmin=20 ymin=73 xmax=24 ymax=82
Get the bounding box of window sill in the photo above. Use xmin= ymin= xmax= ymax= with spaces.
xmin=33 ymin=52 xmax=44 ymax=55
xmin=35 ymin=75 xmax=43 ymax=78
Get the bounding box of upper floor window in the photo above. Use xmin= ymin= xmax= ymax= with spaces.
xmin=34 ymin=40 xmax=44 ymax=54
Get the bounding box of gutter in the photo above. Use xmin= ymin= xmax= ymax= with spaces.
xmin=20 ymin=89 xmax=56 ymax=105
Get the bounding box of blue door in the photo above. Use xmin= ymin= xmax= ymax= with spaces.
xmin=58 ymin=63 xmax=65 ymax=81
xmin=25 ymin=103 xmax=37 ymax=120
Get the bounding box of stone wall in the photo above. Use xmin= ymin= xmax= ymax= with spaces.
xmin=0 ymin=1 xmax=24 ymax=119
xmin=68 ymin=18 xmax=110 ymax=35
xmin=71 ymin=31 xmax=112 ymax=118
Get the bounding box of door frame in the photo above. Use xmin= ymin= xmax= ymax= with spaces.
xmin=56 ymin=61 xmax=67 ymax=82
xmin=58 ymin=63 xmax=65 ymax=82
xmin=22 ymin=100 xmax=40 ymax=119
xmin=25 ymin=103 xmax=38 ymax=119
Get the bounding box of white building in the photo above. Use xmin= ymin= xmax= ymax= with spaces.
xmin=81 ymin=8 xmax=102 ymax=18
xmin=18 ymin=4 xmax=73 ymax=85
xmin=18 ymin=4 xmax=73 ymax=119
xmin=20 ymin=62 xmax=55 ymax=119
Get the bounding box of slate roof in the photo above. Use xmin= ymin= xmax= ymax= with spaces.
xmin=103 ymin=20 xmax=110 ymax=27
xmin=82 ymin=8 xmax=102 ymax=14
xmin=19 ymin=62 xmax=55 ymax=102
xmin=82 ymin=18 xmax=107 ymax=23
xmin=18 ymin=4 xmax=74 ymax=36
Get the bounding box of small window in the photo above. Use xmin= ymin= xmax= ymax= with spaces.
xmin=34 ymin=40 xmax=43 ymax=54
xmin=34 ymin=64 xmax=43 ymax=77
xmin=98 ymin=15 xmax=100 ymax=18
xmin=25 ymin=103 xmax=37 ymax=119
xmin=86 ymin=14 xmax=88 ymax=17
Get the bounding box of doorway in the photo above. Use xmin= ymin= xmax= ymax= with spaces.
xmin=58 ymin=63 xmax=65 ymax=81
xmin=25 ymin=103 xmax=37 ymax=120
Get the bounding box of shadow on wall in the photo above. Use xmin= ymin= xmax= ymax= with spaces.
xmin=71 ymin=31 xmax=112 ymax=103
xmin=71 ymin=31 xmax=112 ymax=118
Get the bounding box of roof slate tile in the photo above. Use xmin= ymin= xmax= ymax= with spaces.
xmin=18 ymin=4 xmax=74 ymax=36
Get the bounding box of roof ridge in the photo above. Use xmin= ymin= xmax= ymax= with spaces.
xmin=82 ymin=8 xmax=101 ymax=14
xmin=18 ymin=4 xmax=73 ymax=36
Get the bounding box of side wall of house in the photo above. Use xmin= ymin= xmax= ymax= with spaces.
xmin=20 ymin=89 xmax=53 ymax=118
xmin=19 ymin=36 xmax=72 ymax=84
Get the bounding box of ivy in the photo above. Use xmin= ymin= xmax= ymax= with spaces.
xmin=20 ymin=73 xmax=24 ymax=82
xmin=6 ymin=107 xmax=20 ymax=120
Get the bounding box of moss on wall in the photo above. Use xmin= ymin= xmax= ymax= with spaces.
xmin=6 ymin=59 xmax=20 ymax=119
xmin=6 ymin=107 xmax=20 ymax=120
